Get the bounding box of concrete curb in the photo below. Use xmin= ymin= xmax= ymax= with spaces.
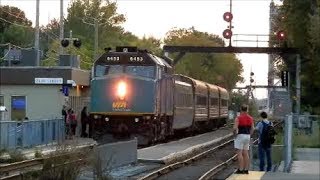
xmin=138 ymin=133 xmax=233 ymax=165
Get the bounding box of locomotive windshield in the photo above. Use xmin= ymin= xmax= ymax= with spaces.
xmin=95 ymin=64 xmax=155 ymax=79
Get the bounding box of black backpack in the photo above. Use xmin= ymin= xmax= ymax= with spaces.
xmin=261 ymin=121 xmax=276 ymax=147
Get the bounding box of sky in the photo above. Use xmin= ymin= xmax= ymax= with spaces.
xmin=1 ymin=0 xmax=283 ymax=99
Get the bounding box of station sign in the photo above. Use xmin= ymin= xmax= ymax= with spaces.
xmin=35 ymin=78 xmax=63 ymax=84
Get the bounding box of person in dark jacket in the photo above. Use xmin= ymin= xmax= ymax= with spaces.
xmin=256 ymin=111 xmax=273 ymax=171
xmin=81 ymin=106 xmax=88 ymax=137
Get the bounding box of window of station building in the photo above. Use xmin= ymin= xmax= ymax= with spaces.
xmin=11 ymin=96 xmax=26 ymax=121
xmin=210 ymin=97 xmax=219 ymax=106
xmin=197 ymin=96 xmax=207 ymax=106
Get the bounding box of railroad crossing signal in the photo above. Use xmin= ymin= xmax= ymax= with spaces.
xmin=223 ymin=12 xmax=233 ymax=22
xmin=61 ymin=38 xmax=82 ymax=48
xmin=277 ymin=31 xmax=286 ymax=41
xmin=223 ymin=29 xmax=233 ymax=39
xmin=222 ymin=11 xmax=233 ymax=41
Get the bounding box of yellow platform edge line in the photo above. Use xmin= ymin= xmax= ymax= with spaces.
xmin=226 ymin=171 xmax=265 ymax=180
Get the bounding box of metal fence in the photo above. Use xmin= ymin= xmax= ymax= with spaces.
xmin=250 ymin=114 xmax=320 ymax=172
xmin=0 ymin=119 xmax=65 ymax=150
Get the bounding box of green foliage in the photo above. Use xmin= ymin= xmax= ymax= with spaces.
xmin=0 ymin=5 xmax=34 ymax=47
xmin=42 ymin=0 xmax=162 ymax=70
xmin=230 ymin=91 xmax=259 ymax=118
xmin=2 ymin=25 xmax=33 ymax=46
xmin=0 ymin=5 xmax=32 ymax=33
xmin=275 ymin=0 xmax=320 ymax=114
xmin=34 ymin=149 xmax=43 ymax=158
xmin=164 ymin=27 xmax=244 ymax=90
xmin=293 ymin=128 xmax=320 ymax=148
xmin=7 ymin=150 xmax=26 ymax=163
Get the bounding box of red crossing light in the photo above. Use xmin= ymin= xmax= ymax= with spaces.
xmin=223 ymin=29 xmax=233 ymax=39
xmin=223 ymin=12 xmax=233 ymax=22
xmin=277 ymin=31 xmax=286 ymax=40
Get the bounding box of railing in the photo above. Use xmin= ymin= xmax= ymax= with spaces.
xmin=0 ymin=119 xmax=65 ymax=150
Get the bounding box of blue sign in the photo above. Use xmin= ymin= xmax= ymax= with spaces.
xmin=62 ymin=86 xmax=69 ymax=96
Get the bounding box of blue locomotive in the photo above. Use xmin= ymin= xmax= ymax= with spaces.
xmin=89 ymin=47 xmax=229 ymax=145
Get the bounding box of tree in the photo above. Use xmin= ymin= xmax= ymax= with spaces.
xmin=275 ymin=0 xmax=320 ymax=114
xmin=45 ymin=0 xmax=163 ymax=70
xmin=230 ymin=91 xmax=259 ymax=118
xmin=0 ymin=5 xmax=32 ymax=33
xmin=164 ymin=27 xmax=244 ymax=91
xmin=2 ymin=25 xmax=33 ymax=46
xmin=0 ymin=5 xmax=34 ymax=61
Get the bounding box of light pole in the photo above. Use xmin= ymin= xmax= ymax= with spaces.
xmin=82 ymin=17 xmax=109 ymax=61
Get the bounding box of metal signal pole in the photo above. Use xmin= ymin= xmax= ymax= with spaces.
xmin=35 ymin=0 xmax=40 ymax=66
xmin=59 ymin=0 xmax=64 ymax=55
xmin=229 ymin=0 xmax=233 ymax=47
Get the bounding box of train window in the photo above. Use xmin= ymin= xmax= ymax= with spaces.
xmin=196 ymin=96 xmax=207 ymax=106
xmin=175 ymin=93 xmax=192 ymax=107
xmin=126 ymin=66 xmax=155 ymax=79
xmin=221 ymin=99 xmax=228 ymax=106
xmin=95 ymin=65 xmax=106 ymax=77
xmin=95 ymin=65 xmax=123 ymax=77
xmin=210 ymin=98 xmax=218 ymax=106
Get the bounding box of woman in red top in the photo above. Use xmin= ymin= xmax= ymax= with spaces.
xmin=233 ymin=105 xmax=254 ymax=174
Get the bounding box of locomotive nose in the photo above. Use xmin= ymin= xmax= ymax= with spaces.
xmin=116 ymin=80 xmax=127 ymax=100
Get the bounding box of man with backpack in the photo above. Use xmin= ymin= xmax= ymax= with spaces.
xmin=256 ymin=111 xmax=276 ymax=172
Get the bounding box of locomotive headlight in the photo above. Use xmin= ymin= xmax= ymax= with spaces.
xmin=117 ymin=81 xmax=127 ymax=100
xmin=134 ymin=118 xmax=139 ymax=123
xmin=105 ymin=117 xmax=109 ymax=122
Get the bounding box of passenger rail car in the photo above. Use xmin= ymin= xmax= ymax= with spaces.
xmin=89 ymin=47 xmax=229 ymax=145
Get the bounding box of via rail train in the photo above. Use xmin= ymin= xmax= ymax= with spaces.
xmin=89 ymin=47 xmax=229 ymax=145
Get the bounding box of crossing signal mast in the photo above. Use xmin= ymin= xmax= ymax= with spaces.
xmin=60 ymin=30 xmax=82 ymax=49
xmin=222 ymin=0 xmax=233 ymax=46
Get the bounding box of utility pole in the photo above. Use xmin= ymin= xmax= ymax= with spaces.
xmin=82 ymin=17 xmax=108 ymax=62
xmin=94 ymin=19 xmax=99 ymax=61
xmin=296 ymin=54 xmax=301 ymax=115
xmin=59 ymin=0 xmax=64 ymax=55
xmin=35 ymin=0 xmax=40 ymax=66
xmin=8 ymin=43 xmax=11 ymax=67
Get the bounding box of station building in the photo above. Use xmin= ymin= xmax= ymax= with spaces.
xmin=0 ymin=53 xmax=91 ymax=121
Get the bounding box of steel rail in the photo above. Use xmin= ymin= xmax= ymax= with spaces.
xmin=198 ymin=120 xmax=283 ymax=180
xmin=0 ymin=145 xmax=94 ymax=180
xmin=138 ymin=138 xmax=234 ymax=180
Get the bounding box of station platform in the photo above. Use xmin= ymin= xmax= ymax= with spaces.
xmin=227 ymin=171 xmax=319 ymax=180
xmin=138 ymin=128 xmax=233 ymax=164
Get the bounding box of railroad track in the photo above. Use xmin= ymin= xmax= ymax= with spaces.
xmin=137 ymin=120 xmax=283 ymax=180
xmin=0 ymin=145 xmax=93 ymax=180
xmin=200 ymin=120 xmax=283 ymax=180
xmin=137 ymin=138 xmax=235 ymax=180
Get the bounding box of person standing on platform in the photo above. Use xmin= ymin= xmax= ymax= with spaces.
xmin=256 ymin=111 xmax=276 ymax=172
xmin=81 ymin=106 xmax=88 ymax=137
xmin=233 ymin=105 xmax=254 ymax=174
